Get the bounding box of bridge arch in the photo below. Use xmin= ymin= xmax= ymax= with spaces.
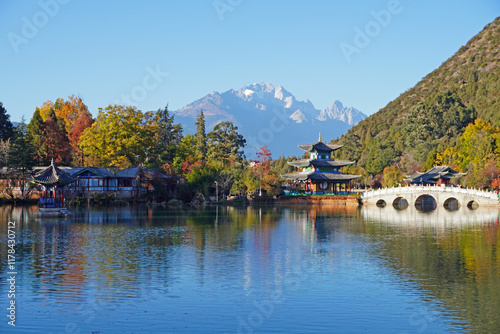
xmin=443 ymin=197 xmax=460 ymax=211
xmin=392 ymin=197 xmax=408 ymax=210
xmin=414 ymin=194 xmax=437 ymax=212
xmin=467 ymin=200 xmax=479 ymax=210
xmin=376 ymin=199 xmax=386 ymax=208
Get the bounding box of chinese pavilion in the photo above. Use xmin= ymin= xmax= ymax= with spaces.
xmin=404 ymin=166 xmax=466 ymax=186
xmin=282 ymin=134 xmax=361 ymax=194
xmin=29 ymin=159 xmax=76 ymax=217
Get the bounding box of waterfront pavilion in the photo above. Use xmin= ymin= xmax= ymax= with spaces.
xmin=29 ymin=159 xmax=76 ymax=208
xmin=282 ymin=135 xmax=361 ymax=194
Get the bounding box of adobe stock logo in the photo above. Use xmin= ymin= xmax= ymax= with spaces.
xmin=7 ymin=0 xmax=70 ymax=54
xmin=213 ymin=0 xmax=243 ymax=21
xmin=112 ymin=65 xmax=170 ymax=106
xmin=339 ymin=0 xmax=404 ymax=64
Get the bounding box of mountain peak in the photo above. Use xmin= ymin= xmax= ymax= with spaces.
xmin=174 ymin=82 xmax=366 ymax=156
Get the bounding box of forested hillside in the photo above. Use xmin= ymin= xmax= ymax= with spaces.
xmin=335 ymin=17 xmax=500 ymax=188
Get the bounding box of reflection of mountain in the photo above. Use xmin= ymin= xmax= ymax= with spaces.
xmin=358 ymin=206 xmax=500 ymax=333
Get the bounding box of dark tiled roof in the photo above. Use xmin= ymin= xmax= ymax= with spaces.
xmin=117 ymin=167 xmax=141 ymax=178
xmin=297 ymin=141 xmax=343 ymax=152
xmin=67 ymin=167 xmax=115 ymax=177
xmin=31 ymin=165 xmax=166 ymax=181
xmin=308 ymin=173 xmax=361 ymax=181
xmin=311 ymin=160 xmax=355 ymax=167
xmin=282 ymin=172 xmax=361 ymax=182
xmin=405 ymin=166 xmax=465 ymax=184
xmin=288 ymin=159 xmax=355 ymax=168
xmin=143 ymin=169 xmax=169 ymax=179
xmin=282 ymin=173 xmax=309 ymax=181
xmin=60 ymin=167 xmax=142 ymax=178
xmin=29 ymin=160 xmax=76 ymax=185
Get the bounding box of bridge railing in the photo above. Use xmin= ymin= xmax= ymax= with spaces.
xmin=361 ymin=185 xmax=499 ymax=200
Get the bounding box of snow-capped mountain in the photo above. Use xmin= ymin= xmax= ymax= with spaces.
xmin=174 ymin=82 xmax=366 ymax=157
xmin=318 ymin=100 xmax=365 ymax=126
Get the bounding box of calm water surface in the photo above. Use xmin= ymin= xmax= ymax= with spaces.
xmin=0 ymin=204 xmax=499 ymax=333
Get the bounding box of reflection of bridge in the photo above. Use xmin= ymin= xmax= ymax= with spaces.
xmin=361 ymin=185 xmax=500 ymax=208
xmin=361 ymin=205 xmax=499 ymax=229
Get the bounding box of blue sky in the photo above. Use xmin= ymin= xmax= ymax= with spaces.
xmin=1 ymin=0 xmax=498 ymax=122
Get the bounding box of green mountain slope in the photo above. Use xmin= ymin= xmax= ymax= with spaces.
xmin=335 ymin=17 xmax=500 ymax=177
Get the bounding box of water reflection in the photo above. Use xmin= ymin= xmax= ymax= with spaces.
xmin=0 ymin=204 xmax=499 ymax=333
xmin=361 ymin=204 xmax=500 ymax=333
xmin=362 ymin=203 xmax=499 ymax=228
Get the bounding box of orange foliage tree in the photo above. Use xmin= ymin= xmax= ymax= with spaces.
xmin=69 ymin=111 xmax=94 ymax=165
xmin=35 ymin=95 xmax=93 ymax=164
xmin=44 ymin=114 xmax=72 ymax=164
xmin=492 ymin=178 xmax=500 ymax=190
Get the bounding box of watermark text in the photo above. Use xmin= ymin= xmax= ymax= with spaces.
xmin=6 ymin=221 xmax=17 ymax=327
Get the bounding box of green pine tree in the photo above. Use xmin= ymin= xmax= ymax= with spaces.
xmin=9 ymin=119 xmax=36 ymax=199
xmin=195 ymin=110 xmax=207 ymax=161
xmin=0 ymin=102 xmax=14 ymax=141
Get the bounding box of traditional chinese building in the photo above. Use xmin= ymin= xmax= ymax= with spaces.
xmin=282 ymin=134 xmax=361 ymax=194
xmin=404 ymin=166 xmax=466 ymax=186
xmin=29 ymin=159 xmax=76 ymax=216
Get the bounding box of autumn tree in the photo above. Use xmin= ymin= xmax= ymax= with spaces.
xmin=457 ymin=119 xmax=500 ymax=187
xmin=44 ymin=111 xmax=72 ymax=164
xmin=32 ymin=96 xmax=93 ymax=164
xmin=58 ymin=95 xmax=91 ymax=134
xmin=38 ymin=99 xmax=63 ymax=122
xmin=492 ymin=177 xmax=500 ymax=190
xmin=78 ymin=105 xmax=154 ymax=168
xmin=458 ymin=119 xmax=499 ymax=170
xmin=0 ymin=138 xmax=10 ymax=167
xmin=482 ymin=159 xmax=500 ymax=189
xmin=207 ymin=121 xmax=246 ymax=166
xmin=252 ymin=146 xmax=272 ymax=195
xmin=382 ymin=165 xmax=403 ymax=188
xmin=69 ymin=110 xmax=93 ymax=165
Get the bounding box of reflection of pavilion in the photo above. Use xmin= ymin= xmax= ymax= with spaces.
xmin=30 ymin=159 xmax=75 ymax=217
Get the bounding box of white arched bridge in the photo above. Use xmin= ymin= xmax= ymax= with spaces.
xmin=361 ymin=185 xmax=500 ymax=209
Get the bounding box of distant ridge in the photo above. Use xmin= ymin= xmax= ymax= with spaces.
xmin=336 ymin=17 xmax=500 ymax=174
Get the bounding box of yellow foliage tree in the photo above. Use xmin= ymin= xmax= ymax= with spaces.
xmin=78 ymin=105 xmax=154 ymax=168
xmin=382 ymin=165 xmax=403 ymax=188
xmin=458 ymin=119 xmax=500 ymax=171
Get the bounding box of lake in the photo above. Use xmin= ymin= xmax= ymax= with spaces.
xmin=1 ymin=204 xmax=499 ymax=333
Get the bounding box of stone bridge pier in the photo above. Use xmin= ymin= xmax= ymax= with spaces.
xmin=362 ymin=185 xmax=500 ymax=209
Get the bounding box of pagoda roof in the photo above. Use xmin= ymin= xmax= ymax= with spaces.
xmin=297 ymin=141 xmax=343 ymax=152
xmin=308 ymin=173 xmax=361 ymax=181
xmin=282 ymin=172 xmax=361 ymax=182
xmin=288 ymin=159 xmax=355 ymax=168
xmin=29 ymin=159 xmax=76 ymax=186
xmin=404 ymin=166 xmax=466 ymax=184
